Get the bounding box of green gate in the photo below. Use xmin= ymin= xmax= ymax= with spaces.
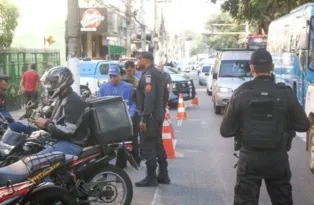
xmin=0 ymin=48 xmax=60 ymax=111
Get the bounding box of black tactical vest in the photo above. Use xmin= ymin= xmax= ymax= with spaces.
xmin=241 ymin=84 xmax=286 ymax=149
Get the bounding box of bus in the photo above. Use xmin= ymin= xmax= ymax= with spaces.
xmin=237 ymin=34 xmax=268 ymax=50
xmin=267 ymin=3 xmax=314 ymax=171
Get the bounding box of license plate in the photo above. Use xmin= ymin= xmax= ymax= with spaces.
xmin=183 ymin=93 xmax=189 ymax=98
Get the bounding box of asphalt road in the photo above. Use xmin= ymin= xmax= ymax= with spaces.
xmin=127 ymin=72 xmax=314 ymax=205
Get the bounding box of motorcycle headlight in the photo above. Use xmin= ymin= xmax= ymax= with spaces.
xmin=188 ymin=80 xmax=191 ymax=84
xmin=218 ymin=87 xmax=233 ymax=93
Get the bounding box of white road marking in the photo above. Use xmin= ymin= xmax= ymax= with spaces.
xmin=177 ymin=120 xmax=183 ymax=126
xmin=151 ymin=187 xmax=161 ymax=205
xmin=173 ymin=139 xmax=177 ymax=149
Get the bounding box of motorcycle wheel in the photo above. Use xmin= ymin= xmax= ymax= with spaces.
xmin=84 ymin=164 xmax=133 ymax=205
xmin=20 ymin=186 xmax=77 ymax=205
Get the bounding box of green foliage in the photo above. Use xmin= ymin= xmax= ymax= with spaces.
xmin=211 ymin=0 xmax=314 ymax=34
xmin=0 ymin=0 xmax=19 ymax=47
xmin=202 ymin=13 xmax=243 ymax=49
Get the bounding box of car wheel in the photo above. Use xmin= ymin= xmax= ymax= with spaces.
xmin=214 ymin=104 xmax=222 ymax=115
xmin=207 ymin=89 xmax=212 ymax=96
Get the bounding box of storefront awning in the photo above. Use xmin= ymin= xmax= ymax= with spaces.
xmin=110 ymin=45 xmax=126 ymax=55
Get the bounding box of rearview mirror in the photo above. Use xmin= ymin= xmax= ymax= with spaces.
xmin=300 ymin=30 xmax=309 ymax=50
xmin=213 ymin=73 xmax=217 ymax=79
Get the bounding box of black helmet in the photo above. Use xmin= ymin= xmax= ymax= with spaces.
xmin=44 ymin=66 xmax=74 ymax=98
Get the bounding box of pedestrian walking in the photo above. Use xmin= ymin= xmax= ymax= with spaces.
xmin=18 ymin=63 xmax=42 ymax=106
xmin=135 ymin=52 xmax=170 ymax=187
xmin=220 ymin=48 xmax=310 ymax=205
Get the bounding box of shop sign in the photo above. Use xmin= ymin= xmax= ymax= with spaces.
xmin=80 ymin=9 xmax=105 ymax=31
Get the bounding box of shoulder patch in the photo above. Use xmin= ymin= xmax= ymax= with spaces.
xmin=145 ymin=84 xmax=152 ymax=92
xmin=145 ymin=75 xmax=152 ymax=83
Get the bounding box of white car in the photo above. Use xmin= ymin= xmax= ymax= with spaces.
xmin=199 ymin=63 xmax=212 ymax=85
xmin=206 ymin=68 xmax=213 ymax=95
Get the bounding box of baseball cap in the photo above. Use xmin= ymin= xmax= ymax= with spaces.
xmin=108 ymin=65 xmax=120 ymax=76
xmin=138 ymin=51 xmax=154 ymax=62
xmin=250 ymin=48 xmax=273 ymax=68
xmin=0 ymin=74 xmax=11 ymax=80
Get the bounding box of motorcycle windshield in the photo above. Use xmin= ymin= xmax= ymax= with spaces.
xmin=1 ymin=128 xmax=27 ymax=146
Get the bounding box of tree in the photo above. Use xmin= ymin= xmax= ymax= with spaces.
xmin=202 ymin=13 xmax=244 ymax=49
xmin=211 ymin=0 xmax=314 ymax=34
xmin=0 ymin=0 xmax=19 ymax=47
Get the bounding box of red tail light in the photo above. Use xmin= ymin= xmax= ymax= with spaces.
xmin=0 ymin=181 xmax=33 ymax=203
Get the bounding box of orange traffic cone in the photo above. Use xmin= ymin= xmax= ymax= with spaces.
xmin=177 ymin=93 xmax=187 ymax=120
xmin=162 ymin=118 xmax=175 ymax=158
xmin=165 ymin=105 xmax=171 ymax=119
xmin=191 ymin=91 xmax=199 ymax=106
xmin=167 ymin=118 xmax=176 ymax=139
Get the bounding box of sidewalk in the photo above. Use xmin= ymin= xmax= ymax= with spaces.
xmin=10 ymin=108 xmax=25 ymax=120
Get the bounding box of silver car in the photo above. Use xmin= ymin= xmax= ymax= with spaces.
xmin=212 ymin=50 xmax=254 ymax=114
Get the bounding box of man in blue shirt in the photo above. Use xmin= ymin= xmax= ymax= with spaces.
xmin=98 ymin=65 xmax=136 ymax=117
xmin=98 ymin=65 xmax=137 ymax=168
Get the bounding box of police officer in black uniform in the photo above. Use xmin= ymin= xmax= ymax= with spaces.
xmin=135 ymin=52 xmax=171 ymax=187
xmin=220 ymin=49 xmax=310 ymax=205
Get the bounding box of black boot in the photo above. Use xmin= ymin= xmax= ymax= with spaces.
xmin=157 ymin=166 xmax=171 ymax=184
xmin=135 ymin=168 xmax=158 ymax=187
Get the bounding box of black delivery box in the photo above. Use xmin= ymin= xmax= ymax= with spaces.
xmin=86 ymin=96 xmax=133 ymax=145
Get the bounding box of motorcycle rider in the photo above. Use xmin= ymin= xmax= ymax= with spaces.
xmin=0 ymin=73 xmax=37 ymax=134
xmin=34 ymin=66 xmax=87 ymax=156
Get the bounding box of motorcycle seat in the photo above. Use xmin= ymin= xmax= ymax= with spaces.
xmin=0 ymin=152 xmax=65 ymax=186
xmin=79 ymin=145 xmax=101 ymax=158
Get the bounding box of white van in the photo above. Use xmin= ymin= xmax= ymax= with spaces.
xmin=212 ymin=49 xmax=254 ymax=114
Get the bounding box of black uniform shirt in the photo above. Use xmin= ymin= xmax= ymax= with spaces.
xmin=136 ymin=66 xmax=166 ymax=123
xmin=220 ymin=75 xmax=310 ymax=142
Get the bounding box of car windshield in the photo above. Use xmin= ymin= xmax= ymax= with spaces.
xmin=202 ymin=66 xmax=211 ymax=72
xmin=219 ymin=60 xmax=252 ymax=77
xmin=164 ymin=66 xmax=181 ymax=74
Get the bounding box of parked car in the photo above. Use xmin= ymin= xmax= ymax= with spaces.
xmin=174 ymin=61 xmax=189 ymax=72
xmin=163 ymin=66 xmax=196 ymax=107
xmin=199 ymin=60 xmax=214 ymax=85
xmin=206 ymin=68 xmax=213 ymax=96
xmin=79 ymin=59 xmax=121 ymax=97
xmin=212 ymin=49 xmax=254 ymax=114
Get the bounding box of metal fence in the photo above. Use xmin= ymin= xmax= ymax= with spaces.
xmin=0 ymin=48 xmax=60 ymax=111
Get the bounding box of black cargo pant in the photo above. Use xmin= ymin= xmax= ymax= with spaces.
xmin=234 ymin=151 xmax=292 ymax=205
xmin=140 ymin=118 xmax=167 ymax=171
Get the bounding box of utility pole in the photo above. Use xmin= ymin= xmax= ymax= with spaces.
xmin=141 ymin=0 xmax=146 ymax=52
xmin=66 ymin=0 xmax=80 ymax=94
xmin=125 ymin=0 xmax=132 ymax=56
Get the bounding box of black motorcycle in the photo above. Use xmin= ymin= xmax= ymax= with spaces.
xmin=0 ymin=99 xmax=55 ymax=167
xmin=0 ymin=142 xmax=137 ymax=204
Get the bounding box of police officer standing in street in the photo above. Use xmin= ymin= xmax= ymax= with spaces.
xmin=135 ymin=52 xmax=171 ymax=187
xmin=220 ymin=48 xmax=310 ymax=205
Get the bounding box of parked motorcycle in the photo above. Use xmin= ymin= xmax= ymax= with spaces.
xmin=0 ymin=99 xmax=56 ymax=167
xmin=0 ymin=152 xmax=77 ymax=205
xmin=0 ymin=142 xmax=136 ymax=204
